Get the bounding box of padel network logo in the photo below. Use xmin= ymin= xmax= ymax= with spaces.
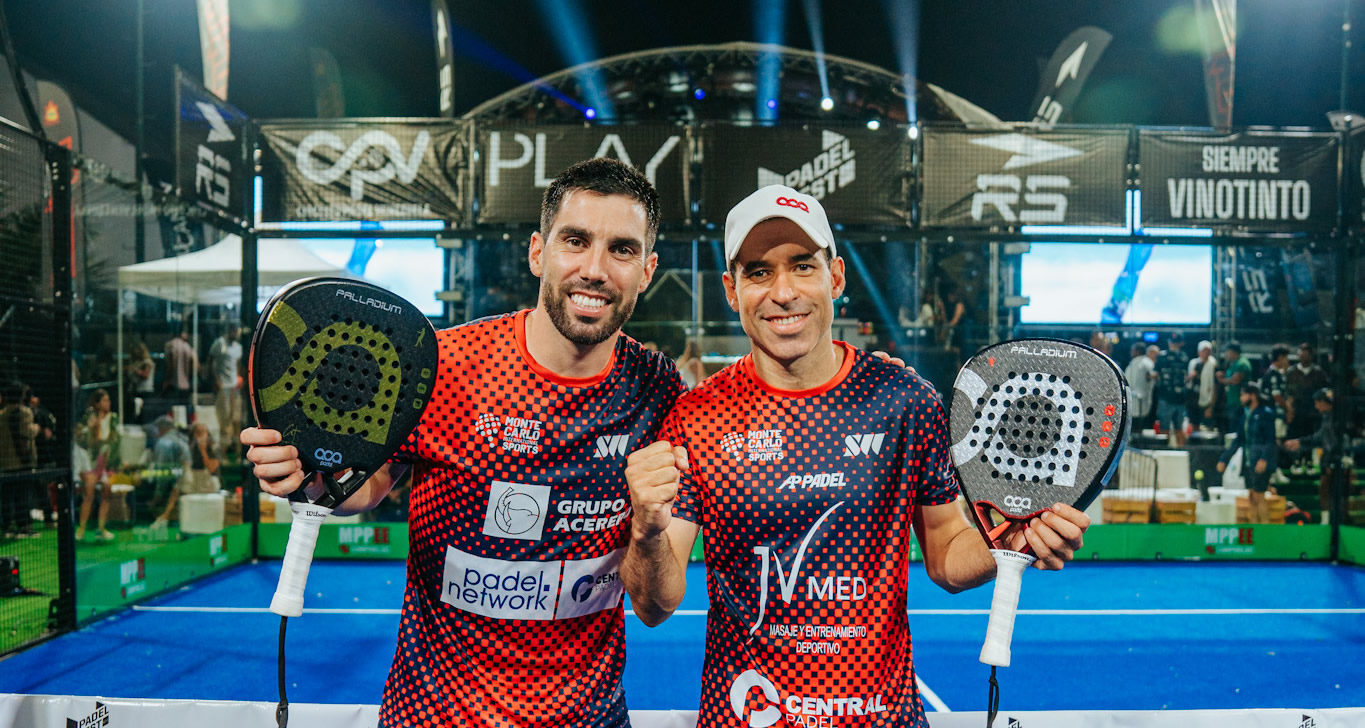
xmin=66 ymin=701 xmax=109 ymax=728
xmin=482 ymin=481 xmax=551 ymax=541
xmin=757 ymin=130 xmax=856 ymax=200
xmin=441 ymin=546 xmax=623 ymax=620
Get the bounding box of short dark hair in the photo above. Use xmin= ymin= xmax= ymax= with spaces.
xmin=1271 ymin=344 xmax=1291 ymax=360
xmin=539 ymin=158 xmax=660 ymax=251
xmin=1300 ymin=342 xmax=1315 ymax=352
xmin=1314 ymin=387 xmax=1333 ymax=404
xmin=1225 ymin=341 xmax=1242 ymax=354
xmin=1242 ymin=381 xmax=1262 ymax=399
xmin=1169 ymin=332 xmax=1184 ymax=343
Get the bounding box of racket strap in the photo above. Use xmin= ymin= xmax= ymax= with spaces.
xmin=277 ymin=615 xmax=289 ymax=728
xmin=986 ymin=665 xmax=999 ymax=728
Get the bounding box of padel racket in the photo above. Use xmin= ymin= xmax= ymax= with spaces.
xmin=248 ymin=276 xmax=437 ymax=727
xmin=947 ymin=339 xmax=1128 ymax=724
xmin=249 ymin=276 xmax=438 ymax=616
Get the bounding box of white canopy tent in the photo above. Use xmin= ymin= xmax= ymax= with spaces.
xmin=115 ymin=234 xmax=348 ymax=424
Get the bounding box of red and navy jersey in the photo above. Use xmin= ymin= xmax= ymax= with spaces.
xmin=380 ymin=310 xmax=684 ymax=728
xmin=665 ymin=343 xmax=960 ymax=728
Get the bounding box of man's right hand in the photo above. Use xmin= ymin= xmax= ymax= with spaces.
xmin=626 ymin=440 xmax=687 ymax=541
xmin=241 ymin=427 xmax=306 ymax=497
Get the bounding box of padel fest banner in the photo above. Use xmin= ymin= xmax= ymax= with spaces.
xmin=477 ymin=124 xmax=688 ymax=224
xmin=175 ymin=69 xmax=249 ymax=218
xmin=258 ymin=121 xmax=468 ymax=223
xmin=698 ymin=125 xmax=910 ymax=226
xmin=921 ymin=127 xmax=1128 ymax=228
xmin=1139 ymin=130 xmax=1339 ymax=233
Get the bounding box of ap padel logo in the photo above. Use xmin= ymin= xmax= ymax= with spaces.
xmin=757 ymin=130 xmax=856 ymax=200
xmin=67 ymin=701 xmax=110 ymax=728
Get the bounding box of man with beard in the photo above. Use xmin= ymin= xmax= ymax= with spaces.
xmin=242 ymin=158 xmax=684 ymax=728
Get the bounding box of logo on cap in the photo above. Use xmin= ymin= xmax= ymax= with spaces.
xmin=775 ymin=196 xmax=809 ymax=213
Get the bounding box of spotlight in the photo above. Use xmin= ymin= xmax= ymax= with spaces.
xmin=766 ymin=98 xmax=777 ymax=110
xmin=584 ymin=107 xmax=597 ymax=120
xmin=866 ymin=119 xmax=881 ymax=131
xmin=693 ymin=88 xmax=706 ymax=100
xmin=907 ymin=125 xmax=919 ymax=140
xmin=820 ymin=97 xmax=834 ymax=111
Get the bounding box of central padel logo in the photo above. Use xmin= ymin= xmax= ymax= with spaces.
xmin=730 ymin=669 xmax=782 ymax=728
xmin=482 ymin=481 xmax=551 ymax=541
xmin=842 ymin=432 xmax=885 ymax=457
xmin=594 ymin=434 xmax=631 ymax=458
xmin=728 ymin=668 xmax=887 ymax=726
xmin=67 ymin=701 xmax=110 ymax=728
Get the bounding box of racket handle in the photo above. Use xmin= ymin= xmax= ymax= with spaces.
xmin=270 ymin=502 xmax=335 ymax=617
xmin=979 ymin=549 xmax=1037 ymax=668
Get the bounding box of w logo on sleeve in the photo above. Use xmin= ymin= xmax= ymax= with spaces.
xmin=842 ymin=432 xmax=885 ymax=457
xmin=594 ymin=434 xmax=631 ymax=458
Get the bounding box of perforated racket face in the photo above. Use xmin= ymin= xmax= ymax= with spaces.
xmin=248 ymin=277 xmax=438 ymax=475
xmin=949 ymin=339 xmax=1129 ymax=527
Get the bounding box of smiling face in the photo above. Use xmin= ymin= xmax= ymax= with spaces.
xmin=723 ymin=218 xmax=845 ymax=369
xmin=528 ymin=189 xmax=657 ymax=347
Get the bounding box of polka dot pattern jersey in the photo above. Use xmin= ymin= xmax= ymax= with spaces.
xmin=664 ymin=343 xmax=960 ymax=728
xmin=378 ymin=310 xmax=683 ymax=728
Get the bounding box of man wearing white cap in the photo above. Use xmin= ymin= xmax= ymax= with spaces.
xmin=621 ymin=185 xmax=1090 ymax=728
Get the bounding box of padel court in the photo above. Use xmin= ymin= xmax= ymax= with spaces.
xmin=2 ymin=559 xmax=1362 ymax=714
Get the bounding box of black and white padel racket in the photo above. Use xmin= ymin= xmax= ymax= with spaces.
xmin=947 ymin=339 xmax=1128 ymax=725
xmin=248 ymin=276 xmax=437 ymax=726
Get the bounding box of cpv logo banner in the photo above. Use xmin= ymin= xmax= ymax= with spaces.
xmin=259 ymin=121 xmax=469 ymax=224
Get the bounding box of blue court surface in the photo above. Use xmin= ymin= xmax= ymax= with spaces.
xmin=1 ymin=560 xmax=1362 ymax=712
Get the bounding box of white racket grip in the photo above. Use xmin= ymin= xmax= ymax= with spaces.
xmin=270 ymin=502 xmax=334 ymax=617
xmin=979 ymin=549 xmax=1037 ymax=668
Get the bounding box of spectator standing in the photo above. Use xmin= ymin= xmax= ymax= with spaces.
xmin=1155 ymin=333 xmax=1189 ymax=445
xmin=1217 ymin=342 xmax=1253 ymax=436
xmin=207 ymin=325 xmax=243 ymax=453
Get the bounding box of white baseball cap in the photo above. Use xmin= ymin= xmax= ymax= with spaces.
xmin=724 ymin=185 xmax=837 ymax=266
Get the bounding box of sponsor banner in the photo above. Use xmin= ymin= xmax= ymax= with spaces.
xmin=1074 ymin=524 xmax=1330 ymax=560
xmin=1029 ymin=27 xmax=1113 ymax=124
xmin=259 ymin=121 xmax=469 ymax=223
xmin=1138 ymin=129 xmax=1339 ymax=232
xmin=0 ymin=696 xmax=1359 ymax=728
xmin=1193 ymin=0 xmax=1237 ymax=129
xmin=439 ymin=545 xmax=625 ymax=620
xmin=477 ymin=124 xmax=688 ymax=224
xmin=1233 ymin=246 xmax=1283 ymax=332
xmin=699 ymin=124 xmax=909 ymax=226
xmin=258 ymin=522 xmax=410 ymax=559
xmin=921 ymin=126 xmax=1128 ymax=228
xmin=431 ymin=0 xmax=455 ymax=117
xmin=196 ymin=0 xmax=230 ymax=99
xmin=75 ymin=524 xmax=252 ymax=623
xmin=175 ymin=69 xmax=248 ymax=218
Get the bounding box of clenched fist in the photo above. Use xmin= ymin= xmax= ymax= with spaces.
xmin=626 ymin=440 xmax=688 ymax=541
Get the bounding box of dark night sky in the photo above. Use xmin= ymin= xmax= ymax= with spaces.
xmin=5 ymin=0 xmax=1362 ymax=149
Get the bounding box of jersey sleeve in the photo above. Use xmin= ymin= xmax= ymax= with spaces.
xmin=662 ymin=408 xmax=704 ymax=525
xmin=914 ymin=390 xmax=961 ymax=506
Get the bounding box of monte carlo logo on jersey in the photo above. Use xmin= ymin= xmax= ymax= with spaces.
xmin=724 ymin=429 xmax=785 ymax=462
xmin=482 ymin=481 xmax=552 ymax=541
xmin=842 ymin=432 xmax=885 ymax=457
xmin=757 ymin=130 xmax=856 ymax=201
xmin=475 ymin=413 xmax=544 ymax=454
xmin=728 ymin=668 xmax=886 ymax=728
xmin=594 ymin=434 xmax=631 ymax=458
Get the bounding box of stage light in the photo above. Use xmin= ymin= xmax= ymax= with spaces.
xmin=820 ymin=97 xmax=834 ymax=111
xmin=694 ymin=88 xmax=706 ymax=100
xmin=766 ymin=98 xmax=778 ymax=110
xmin=585 ymin=107 xmax=597 ymax=119
xmin=907 ymin=125 xmax=919 ymax=140
xmin=866 ymin=119 xmax=881 ymax=130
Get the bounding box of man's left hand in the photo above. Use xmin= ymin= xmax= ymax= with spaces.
xmin=1004 ymin=503 xmax=1089 ymax=571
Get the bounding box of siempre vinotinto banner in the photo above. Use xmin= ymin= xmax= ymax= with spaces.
xmin=175 ymin=69 xmax=248 ymax=218
xmin=477 ymin=124 xmax=688 ymax=224
xmin=1139 ymin=130 xmax=1339 ymax=233
xmin=258 ymin=121 xmax=468 ymax=224
xmin=698 ymin=124 xmax=910 ymax=226
xmin=921 ymin=126 xmax=1128 ymax=229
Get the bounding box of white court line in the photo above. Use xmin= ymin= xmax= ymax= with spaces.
xmin=133 ymin=605 xmax=1365 ymax=616
xmin=916 ymin=677 xmax=951 ymax=712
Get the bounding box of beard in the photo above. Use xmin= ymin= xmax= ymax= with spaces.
xmin=542 ymin=279 xmax=635 ymax=346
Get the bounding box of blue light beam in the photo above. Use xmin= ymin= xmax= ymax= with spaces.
xmin=881 ymin=0 xmax=920 ymax=122
xmin=801 ymin=0 xmax=830 ymax=102
xmin=535 ymin=0 xmax=614 ymax=120
xmin=755 ymin=0 xmax=785 ymax=123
